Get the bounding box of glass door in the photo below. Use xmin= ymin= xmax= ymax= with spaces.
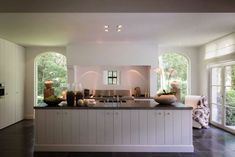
xmin=224 ymin=65 xmax=235 ymax=130
xmin=210 ymin=63 xmax=235 ymax=133
xmin=210 ymin=67 xmax=223 ymax=125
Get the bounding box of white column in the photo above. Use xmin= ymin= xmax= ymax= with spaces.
xmin=150 ymin=66 xmax=157 ymax=96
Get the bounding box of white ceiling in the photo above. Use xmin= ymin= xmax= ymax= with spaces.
xmin=0 ymin=13 xmax=235 ymax=47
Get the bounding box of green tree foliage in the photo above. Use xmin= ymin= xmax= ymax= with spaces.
xmin=157 ymin=53 xmax=188 ymax=101
xmin=36 ymin=53 xmax=67 ymax=103
xmin=232 ymin=65 xmax=235 ymax=90
xmin=225 ymin=65 xmax=235 ymax=126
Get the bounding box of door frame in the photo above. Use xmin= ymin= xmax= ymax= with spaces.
xmin=209 ymin=61 xmax=235 ymax=134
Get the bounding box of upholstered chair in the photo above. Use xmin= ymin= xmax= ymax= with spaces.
xmin=185 ymin=95 xmax=210 ymax=129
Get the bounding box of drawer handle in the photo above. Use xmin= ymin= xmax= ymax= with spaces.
xmin=166 ymin=112 xmax=170 ymax=115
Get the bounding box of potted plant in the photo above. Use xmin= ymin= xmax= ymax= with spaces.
xmin=154 ymin=67 xmax=177 ymax=105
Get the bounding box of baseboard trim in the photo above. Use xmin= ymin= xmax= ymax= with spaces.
xmin=35 ymin=144 xmax=194 ymax=152
xmin=24 ymin=114 xmax=34 ymax=119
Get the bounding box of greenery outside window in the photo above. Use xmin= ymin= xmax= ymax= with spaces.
xmin=157 ymin=53 xmax=189 ymax=101
xmin=35 ymin=52 xmax=67 ymax=104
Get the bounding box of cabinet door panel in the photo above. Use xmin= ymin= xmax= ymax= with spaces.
xmin=147 ymin=111 xmax=156 ymax=144
xmin=139 ymin=110 xmax=148 ymax=145
xmin=131 ymin=110 xmax=139 ymax=144
xmin=45 ymin=110 xmax=56 ymax=144
xmin=114 ymin=110 xmax=122 ymax=144
xmin=79 ymin=110 xmax=89 ymax=144
xmin=173 ymin=110 xmax=182 ymax=145
xmin=62 ymin=110 xmax=72 ymax=144
xmin=71 ymin=110 xmax=80 ymax=144
xmin=182 ymin=110 xmax=192 ymax=145
xmin=96 ymin=110 xmax=105 ymax=144
xmin=54 ymin=110 xmax=62 ymax=144
xmin=122 ymin=110 xmax=131 ymax=144
xmin=165 ymin=110 xmax=173 ymax=145
xmin=5 ymin=47 xmax=16 ymax=125
xmin=88 ymin=110 xmax=97 ymax=144
xmin=35 ymin=110 xmax=46 ymax=144
xmin=15 ymin=48 xmax=25 ymax=122
xmin=155 ymin=110 xmax=164 ymax=145
xmin=105 ymin=110 xmax=114 ymax=144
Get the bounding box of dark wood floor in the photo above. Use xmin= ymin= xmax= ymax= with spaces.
xmin=0 ymin=120 xmax=235 ymax=157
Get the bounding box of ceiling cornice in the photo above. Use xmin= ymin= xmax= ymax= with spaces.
xmin=0 ymin=0 xmax=235 ymax=12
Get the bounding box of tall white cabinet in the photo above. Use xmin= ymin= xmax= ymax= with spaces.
xmin=0 ymin=38 xmax=25 ymax=129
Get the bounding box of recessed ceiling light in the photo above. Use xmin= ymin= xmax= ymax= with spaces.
xmin=105 ymin=29 xmax=109 ymax=32
xmin=117 ymin=29 xmax=121 ymax=32
xmin=117 ymin=25 xmax=122 ymax=29
xmin=104 ymin=25 xmax=109 ymax=29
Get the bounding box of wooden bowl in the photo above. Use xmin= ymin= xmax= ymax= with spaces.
xmin=43 ymin=99 xmax=63 ymax=107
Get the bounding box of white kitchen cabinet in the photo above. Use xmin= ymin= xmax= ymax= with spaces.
xmin=122 ymin=110 xmax=131 ymax=144
xmin=35 ymin=109 xmax=46 ymax=144
xmin=71 ymin=110 xmax=80 ymax=144
xmin=35 ymin=109 xmax=193 ymax=152
xmin=139 ymin=110 xmax=148 ymax=145
xmin=173 ymin=110 xmax=182 ymax=145
xmin=113 ymin=110 xmax=122 ymax=144
xmin=165 ymin=110 xmax=173 ymax=145
xmin=104 ymin=110 xmax=114 ymax=144
xmin=62 ymin=110 xmax=72 ymax=144
xmin=5 ymin=44 xmax=16 ymax=126
xmin=155 ymin=110 xmax=165 ymax=145
xmin=148 ymin=110 xmax=185 ymax=145
xmin=0 ymin=40 xmax=25 ymax=129
xmin=96 ymin=110 xmax=105 ymax=144
xmin=15 ymin=47 xmax=25 ymax=122
xmin=0 ymin=98 xmax=5 ymax=129
xmin=181 ymin=110 xmax=193 ymax=145
xmin=79 ymin=110 xmax=89 ymax=144
xmin=130 ymin=110 xmax=140 ymax=144
xmin=45 ymin=110 xmax=56 ymax=144
xmin=88 ymin=110 xmax=97 ymax=144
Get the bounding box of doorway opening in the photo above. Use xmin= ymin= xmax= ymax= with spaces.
xmin=210 ymin=62 xmax=235 ymax=134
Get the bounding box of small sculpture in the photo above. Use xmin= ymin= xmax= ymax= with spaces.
xmin=134 ymin=87 xmax=141 ymax=97
xmin=170 ymin=81 xmax=181 ymax=102
xmin=44 ymin=80 xmax=54 ymax=99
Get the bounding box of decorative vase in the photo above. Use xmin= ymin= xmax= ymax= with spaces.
xmin=154 ymin=94 xmax=177 ymax=105
xmin=75 ymin=91 xmax=84 ymax=106
xmin=66 ymin=91 xmax=75 ymax=106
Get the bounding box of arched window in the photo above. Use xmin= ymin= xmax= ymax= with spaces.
xmin=35 ymin=52 xmax=67 ymax=104
xmin=157 ymin=53 xmax=189 ymax=101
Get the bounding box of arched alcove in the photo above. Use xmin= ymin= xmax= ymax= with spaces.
xmin=157 ymin=52 xmax=189 ymax=101
xmin=34 ymin=52 xmax=67 ymax=104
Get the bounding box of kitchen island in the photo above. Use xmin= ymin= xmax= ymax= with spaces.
xmin=34 ymin=100 xmax=193 ymax=152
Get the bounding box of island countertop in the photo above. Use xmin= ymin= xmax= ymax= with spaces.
xmin=34 ymin=100 xmax=192 ymax=110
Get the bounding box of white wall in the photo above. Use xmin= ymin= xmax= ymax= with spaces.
xmin=67 ymin=42 xmax=157 ymax=66
xmin=24 ymin=43 xmax=201 ymax=119
xmin=158 ymin=46 xmax=200 ymax=95
xmin=67 ymin=42 xmax=158 ymax=96
xmin=25 ymin=46 xmax=66 ymax=119
xmin=74 ymin=65 xmax=150 ymax=95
